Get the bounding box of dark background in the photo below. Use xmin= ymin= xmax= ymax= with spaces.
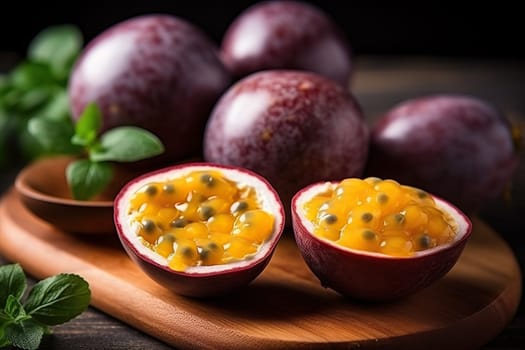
xmin=0 ymin=1 xmax=523 ymax=59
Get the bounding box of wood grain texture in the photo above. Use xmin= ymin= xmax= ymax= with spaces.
xmin=0 ymin=188 xmax=521 ymax=349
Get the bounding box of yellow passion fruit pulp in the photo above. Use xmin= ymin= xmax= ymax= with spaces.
xmin=304 ymin=177 xmax=457 ymax=256
xmin=128 ymin=169 xmax=275 ymax=271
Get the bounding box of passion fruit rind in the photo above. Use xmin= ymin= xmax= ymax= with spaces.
xmin=115 ymin=162 xmax=285 ymax=298
xmin=292 ymin=181 xmax=472 ymax=301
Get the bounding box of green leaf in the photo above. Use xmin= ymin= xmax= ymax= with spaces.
xmin=10 ymin=61 xmax=54 ymax=90
xmin=5 ymin=318 xmax=45 ymax=350
xmin=16 ymin=87 xmax=53 ymax=113
xmin=27 ymin=117 xmax=81 ymax=156
xmin=72 ymin=102 xmax=102 ymax=147
xmin=4 ymin=295 xmax=27 ymax=321
xmin=66 ymin=159 xmax=113 ymax=200
xmin=0 ymin=327 xmax=10 ymax=348
xmin=91 ymin=126 xmax=164 ymax=162
xmin=24 ymin=273 xmax=90 ymax=326
xmin=37 ymin=89 xmax=70 ymax=121
xmin=28 ymin=25 xmax=83 ymax=80
xmin=0 ymin=309 xmax=11 ymax=347
xmin=0 ymin=264 xmax=26 ymax=306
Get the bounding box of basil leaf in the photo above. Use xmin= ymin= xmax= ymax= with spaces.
xmin=66 ymin=159 xmax=113 ymax=200
xmin=24 ymin=273 xmax=90 ymax=326
xmin=28 ymin=25 xmax=83 ymax=81
xmin=0 ymin=264 xmax=26 ymax=306
xmin=27 ymin=117 xmax=81 ymax=156
xmin=91 ymin=126 xmax=164 ymax=162
xmin=5 ymin=318 xmax=45 ymax=350
xmin=72 ymin=102 xmax=102 ymax=147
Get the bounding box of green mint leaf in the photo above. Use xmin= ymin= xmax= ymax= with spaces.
xmin=4 ymin=295 xmax=27 ymax=321
xmin=24 ymin=273 xmax=90 ymax=326
xmin=16 ymin=87 xmax=53 ymax=113
xmin=0 ymin=336 xmax=8 ymax=348
xmin=90 ymin=126 xmax=164 ymax=162
xmin=0 ymin=309 xmax=10 ymax=324
xmin=27 ymin=117 xmax=81 ymax=156
xmin=0 ymin=310 xmax=11 ymax=347
xmin=66 ymin=159 xmax=113 ymax=200
xmin=10 ymin=61 xmax=54 ymax=90
xmin=0 ymin=263 xmax=26 ymax=306
xmin=0 ymin=327 xmax=10 ymax=348
xmin=5 ymin=318 xmax=45 ymax=350
xmin=72 ymin=102 xmax=102 ymax=147
xmin=28 ymin=25 xmax=83 ymax=81
xmin=37 ymin=89 xmax=70 ymax=121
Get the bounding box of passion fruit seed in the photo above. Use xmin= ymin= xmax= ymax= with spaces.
xmin=163 ymin=184 xmax=175 ymax=193
xmin=322 ymin=214 xmax=338 ymax=225
xmin=200 ymin=173 xmax=215 ymax=187
xmin=416 ymin=233 xmax=434 ymax=250
xmin=304 ymin=177 xmax=458 ymax=256
xmin=231 ymin=200 xmax=248 ymax=213
xmin=199 ymin=206 xmax=216 ymax=220
xmin=377 ymin=193 xmax=389 ymax=204
xmin=171 ymin=218 xmax=187 ymax=228
xmin=361 ymin=212 xmax=373 ymax=223
xmin=146 ymin=185 xmax=158 ymax=196
xmin=142 ymin=219 xmax=156 ymax=232
xmin=128 ymin=170 xmax=275 ymax=271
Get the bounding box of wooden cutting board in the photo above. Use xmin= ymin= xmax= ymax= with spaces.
xmin=0 ymin=188 xmax=521 ymax=349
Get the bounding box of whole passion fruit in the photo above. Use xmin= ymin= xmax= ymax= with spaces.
xmin=203 ymin=70 xmax=369 ymax=217
xmin=221 ymin=1 xmax=353 ymax=86
xmin=366 ymin=94 xmax=519 ymax=213
xmin=69 ymin=15 xmax=231 ymax=166
xmin=114 ymin=163 xmax=284 ymax=297
xmin=291 ymin=177 xmax=472 ymax=301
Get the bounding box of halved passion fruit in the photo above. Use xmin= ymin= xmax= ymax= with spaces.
xmin=291 ymin=177 xmax=472 ymax=301
xmin=114 ymin=162 xmax=284 ymax=297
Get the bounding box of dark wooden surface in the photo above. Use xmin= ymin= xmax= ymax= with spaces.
xmin=1 ymin=56 xmax=524 ymax=349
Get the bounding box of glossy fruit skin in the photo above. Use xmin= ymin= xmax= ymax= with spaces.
xmin=69 ymin=15 xmax=231 ymax=166
xmin=366 ymin=95 xmax=519 ymax=213
xmin=221 ymin=1 xmax=353 ymax=86
xmin=203 ymin=70 xmax=369 ymax=216
xmin=114 ymin=162 xmax=285 ymax=298
xmin=291 ymin=182 xmax=472 ymax=301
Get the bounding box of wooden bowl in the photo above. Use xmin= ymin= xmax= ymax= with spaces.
xmin=15 ymin=156 xmax=138 ymax=234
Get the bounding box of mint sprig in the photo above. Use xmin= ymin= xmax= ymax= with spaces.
xmin=29 ymin=102 xmax=164 ymax=200
xmin=0 ymin=263 xmax=91 ymax=350
xmin=0 ymin=25 xmax=82 ymax=168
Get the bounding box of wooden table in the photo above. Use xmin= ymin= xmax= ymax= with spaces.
xmin=1 ymin=56 xmax=524 ymax=349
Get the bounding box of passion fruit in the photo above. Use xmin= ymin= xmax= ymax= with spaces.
xmin=291 ymin=177 xmax=472 ymax=301
xmin=114 ymin=163 xmax=284 ymax=297
xmin=220 ymin=1 xmax=353 ymax=86
xmin=366 ymin=94 xmax=519 ymax=213
xmin=69 ymin=15 xmax=231 ymax=166
xmin=203 ymin=70 xmax=369 ymax=219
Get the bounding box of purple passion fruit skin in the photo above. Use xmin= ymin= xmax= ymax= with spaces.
xmin=114 ymin=162 xmax=285 ymax=298
xmin=221 ymin=1 xmax=353 ymax=87
xmin=366 ymin=95 xmax=519 ymax=213
xmin=69 ymin=15 xmax=231 ymax=166
xmin=292 ymin=181 xmax=472 ymax=301
xmin=203 ymin=70 xmax=369 ymax=218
